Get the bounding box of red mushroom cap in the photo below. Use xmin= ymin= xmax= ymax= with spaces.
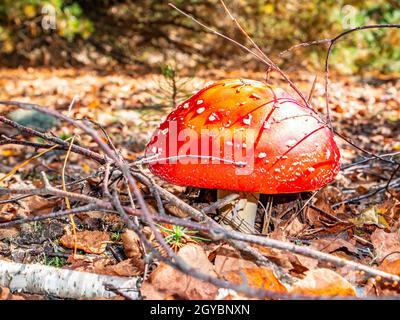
xmin=145 ymin=79 xmax=340 ymax=194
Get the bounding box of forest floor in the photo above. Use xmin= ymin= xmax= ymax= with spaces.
xmin=0 ymin=67 xmax=399 ymax=300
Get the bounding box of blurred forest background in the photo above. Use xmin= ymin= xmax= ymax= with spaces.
xmin=0 ymin=0 xmax=399 ymax=75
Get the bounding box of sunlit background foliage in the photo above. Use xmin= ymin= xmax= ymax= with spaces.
xmin=0 ymin=0 xmax=398 ymax=74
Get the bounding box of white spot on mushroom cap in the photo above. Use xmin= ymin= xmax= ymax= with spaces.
xmin=258 ymin=152 xmax=267 ymax=159
xmin=263 ymin=122 xmax=271 ymax=129
xmin=196 ymin=107 xmax=205 ymax=114
xmin=243 ymin=114 xmax=252 ymax=125
xmin=208 ymin=113 xmax=217 ymax=121
xmin=224 ymin=120 xmax=232 ymax=127
xmin=183 ymin=103 xmax=189 ymax=109
xmin=286 ymin=139 xmax=297 ymax=147
xmin=197 ymin=99 xmax=204 ymax=105
xmin=326 ymin=149 xmax=331 ymax=160
xmin=308 ymin=167 xmax=315 ymax=172
xmin=250 ymin=93 xmax=261 ymax=100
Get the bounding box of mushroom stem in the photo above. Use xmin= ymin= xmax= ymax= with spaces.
xmin=217 ymin=189 xmax=259 ymax=233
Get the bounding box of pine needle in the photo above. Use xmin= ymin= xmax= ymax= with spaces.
xmin=61 ymin=135 xmax=78 ymax=257
xmin=0 ymin=137 xmax=72 ymax=185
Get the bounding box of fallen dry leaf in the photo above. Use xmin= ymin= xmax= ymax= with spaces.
xmin=0 ymin=287 xmax=12 ymax=300
xmin=0 ymin=195 xmax=21 ymax=222
xmin=141 ymin=243 xmax=218 ymax=300
xmin=223 ymin=267 xmax=288 ymax=294
xmin=290 ymin=268 xmax=356 ymax=297
xmin=214 ymin=245 xmax=257 ymax=274
xmin=76 ymin=211 xmax=105 ymax=229
xmin=251 ymin=241 xmax=317 ymax=274
xmin=122 ymin=229 xmax=142 ymax=258
xmin=0 ymin=287 xmax=24 ymax=300
xmin=104 ymin=258 xmax=145 ymax=277
xmin=0 ymin=227 xmax=19 ymax=240
xmin=305 ymin=197 xmax=340 ymax=227
xmin=379 ymin=259 xmax=400 ymax=275
xmin=67 ymin=255 xmax=144 ymax=276
xmin=287 ymin=254 xmax=319 ymax=275
xmin=364 ymin=273 xmax=400 ymax=296
xmin=122 ymin=226 xmax=165 ymax=258
xmin=251 ymin=232 xmax=294 ymax=270
xmin=252 ymin=244 xmax=292 ymax=269
xmin=311 ymin=237 xmax=358 ymax=255
xmin=165 ymin=203 xmax=189 ymax=218
xmin=350 ymin=206 xmax=389 ymax=228
xmin=21 ymin=195 xmax=59 ymax=216
xmin=378 ymin=198 xmax=400 ymax=226
xmin=60 ymin=229 xmax=110 ymax=254
xmin=0 ymin=189 xmax=58 ymax=220
xmin=370 ymin=229 xmax=400 ymax=263
xmin=283 ymin=217 xmax=305 ymax=237
xmin=215 ymin=288 xmax=246 ymax=300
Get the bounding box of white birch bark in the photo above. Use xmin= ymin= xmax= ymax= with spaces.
xmin=0 ymin=260 xmax=139 ymax=299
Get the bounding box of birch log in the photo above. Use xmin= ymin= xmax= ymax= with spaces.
xmin=0 ymin=260 xmax=139 ymax=299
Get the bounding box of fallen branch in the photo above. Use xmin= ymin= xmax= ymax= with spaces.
xmin=1 ymin=157 xmax=399 ymax=286
xmin=169 ymin=2 xmax=311 ymax=108
xmin=2 ymin=98 xmax=400 ymax=299
xmin=0 ymin=260 xmax=139 ymax=299
xmin=0 ymin=115 xmax=106 ymax=164
xmin=280 ymin=24 xmax=400 ymax=132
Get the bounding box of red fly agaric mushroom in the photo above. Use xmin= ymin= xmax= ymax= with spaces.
xmin=145 ymin=79 xmax=340 ymax=232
